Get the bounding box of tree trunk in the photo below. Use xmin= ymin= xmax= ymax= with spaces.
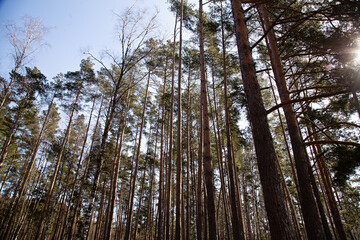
xmin=123 ymin=70 xmax=151 ymax=240
xmin=186 ymin=71 xmax=192 ymax=240
xmin=0 ymin=96 xmax=55 ymax=239
xmin=229 ymin=1 xmax=297 ymax=238
xmin=258 ymin=4 xmax=327 ymax=239
xmin=35 ymin=89 xmax=81 ymax=240
xmin=104 ymin=91 xmax=130 ymax=240
xmin=82 ymin=70 xmax=125 ymax=240
xmin=176 ymin=1 xmax=184 ymax=240
xmin=209 ymin=67 xmax=231 ymax=240
xmin=165 ymin=13 xmax=178 ymax=240
xmin=157 ymin=55 xmax=169 ymax=240
xmin=196 ymin=71 xmax=203 ymax=240
xmin=199 ymin=1 xmax=217 ymax=239
xmin=68 ymin=98 xmax=104 ymax=240
xmin=220 ymin=2 xmax=245 ymax=239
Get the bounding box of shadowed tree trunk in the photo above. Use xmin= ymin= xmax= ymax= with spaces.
xmin=229 ymin=0 xmax=297 ymax=239
xmin=258 ymin=4 xmax=328 ymax=239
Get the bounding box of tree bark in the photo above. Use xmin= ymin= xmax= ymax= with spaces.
xmin=220 ymin=2 xmax=245 ymax=239
xmin=258 ymin=4 xmax=328 ymax=239
xmin=199 ymin=0 xmax=217 ymax=239
xmin=229 ymin=0 xmax=297 ymax=238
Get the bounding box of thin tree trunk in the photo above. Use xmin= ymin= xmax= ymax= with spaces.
xmin=176 ymin=0 xmax=184 ymax=239
xmin=199 ymin=0 xmax=217 ymax=239
xmin=0 ymin=102 xmax=26 ymax=166
xmin=94 ymin=179 xmax=107 ymax=240
xmin=165 ymin=13 xmax=178 ymax=240
xmin=133 ymin=158 xmax=148 ymax=240
xmin=219 ymin=2 xmax=245 ymax=239
xmin=196 ymin=78 xmax=203 ymax=240
xmin=82 ymin=69 xmax=126 ymax=240
xmin=146 ymin=129 xmax=158 ymax=240
xmin=310 ymin=127 xmax=347 ymax=240
xmin=157 ymin=55 xmax=169 ymax=240
xmin=209 ymin=67 xmax=231 ymax=240
xmin=68 ymin=98 xmax=103 ymax=240
xmin=230 ymin=1 xmax=297 ymax=239
xmin=186 ymin=72 xmax=192 ymax=240
xmin=124 ymin=70 xmax=151 ymax=240
xmin=104 ymin=91 xmax=130 ymax=240
xmin=58 ymin=96 xmax=97 ymax=240
xmin=35 ymin=89 xmax=81 ymax=240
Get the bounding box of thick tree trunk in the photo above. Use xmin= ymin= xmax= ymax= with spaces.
xmin=229 ymin=1 xmax=297 ymax=239
xmin=258 ymin=4 xmax=327 ymax=239
xmin=199 ymin=1 xmax=217 ymax=239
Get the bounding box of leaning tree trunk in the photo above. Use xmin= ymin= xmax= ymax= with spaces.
xmin=123 ymin=70 xmax=151 ymax=240
xmin=68 ymin=98 xmax=103 ymax=240
xmin=0 ymin=97 xmax=27 ymax=167
xmin=35 ymin=89 xmax=81 ymax=240
xmin=258 ymin=4 xmax=328 ymax=239
xmin=229 ymin=1 xmax=297 ymax=239
xmin=82 ymin=69 xmax=126 ymax=240
xmin=199 ymin=0 xmax=217 ymax=239
xmin=0 ymin=96 xmax=55 ymax=239
xmin=103 ymin=91 xmax=130 ymax=240
xmin=59 ymin=96 xmax=97 ymax=240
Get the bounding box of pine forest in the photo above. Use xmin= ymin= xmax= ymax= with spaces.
xmin=0 ymin=0 xmax=360 ymax=239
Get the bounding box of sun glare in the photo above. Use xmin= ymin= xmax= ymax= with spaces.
xmin=353 ymin=39 xmax=360 ymax=64
xmin=355 ymin=49 xmax=360 ymax=64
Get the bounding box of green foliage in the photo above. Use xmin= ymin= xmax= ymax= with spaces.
xmin=326 ymin=146 xmax=360 ymax=187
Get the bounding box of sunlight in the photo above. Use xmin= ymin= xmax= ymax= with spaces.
xmin=354 ymin=48 xmax=360 ymax=64
xmin=353 ymin=39 xmax=360 ymax=64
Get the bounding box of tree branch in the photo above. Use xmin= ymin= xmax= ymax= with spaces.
xmin=266 ymin=90 xmax=349 ymax=114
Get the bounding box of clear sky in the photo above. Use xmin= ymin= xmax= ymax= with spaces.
xmin=0 ymin=0 xmax=176 ymax=80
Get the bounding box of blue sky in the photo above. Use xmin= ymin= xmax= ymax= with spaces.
xmin=0 ymin=0 xmax=175 ymax=79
